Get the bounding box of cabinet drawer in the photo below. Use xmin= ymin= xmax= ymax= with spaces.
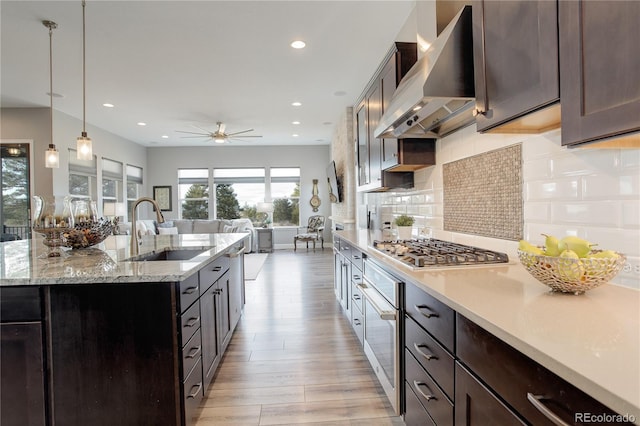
xmin=338 ymin=241 xmax=352 ymax=258
xmin=0 ymin=287 xmax=41 ymax=322
xmin=405 ymin=314 xmax=454 ymax=400
xmin=404 ymin=380 xmax=436 ymax=426
xmin=351 ymin=281 xmax=363 ymax=313
xmin=405 ymin=348 xmax=453 ymax=425
xmin=183 ymin=357 xmax=203 ymax=425
xmin=350 ymin=248 xmax=364 ymax=272
xmin=178 ymin=274 xmax=199 ymax=314
xmin=351 ymin=265 xmax=363 ymax=285
xmin=182 ymin=329 xmax=202 ymax=379
xmin=350 ymin=303 xmax=363 ymax=345
xmin=180 ymin=301 xmax=201 ymax=346
xmin=199 ymin=256 xmax=230 ymax=292
xmin=405 ymin=281 xmax=455 ymax=352
xmin=456 ymin=314 xmax=627 ymax=425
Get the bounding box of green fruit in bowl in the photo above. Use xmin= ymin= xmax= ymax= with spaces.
xmin=556 ymin=249 xmax=584 ymax=281
xmin=542 ymin=234 xmax=561 ymax=256
xmin=518 ymin=240 xmax=543 ymax=255
xmin=558 ymin=236 xmax=594 ymax=258
xmin=588 ymin=250 xmax=619 ymax=259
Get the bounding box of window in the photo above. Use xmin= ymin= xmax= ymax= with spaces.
xmin=102 ymin=158 xmax=123 ymax=213
xmin=270 ymin=168 xmax=300 ymax=227
xmin=126 ymin=164 xmax=143 ymax=218
xmin=68 ymin=149 xmax=97 ymax=200
xmin=213 ymin=168 xmax=265 ymax=221
xmin=178 ymin=169 xmax=209 ymax=219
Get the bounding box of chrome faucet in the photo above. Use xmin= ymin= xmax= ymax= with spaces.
xmin=130 ymin=197 xmax=165 ymax=255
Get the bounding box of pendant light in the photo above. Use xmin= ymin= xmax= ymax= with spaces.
xmin=43 ymin=20 xmax=59 ymax=169
xmin=76 ymin=0 xmax=93 ymax=161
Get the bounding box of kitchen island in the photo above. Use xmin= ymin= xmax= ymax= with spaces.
xmin=335 ymin=230 xmax=639 ymax=424
xmin=0 ymin=233 xmax=247 ymax=426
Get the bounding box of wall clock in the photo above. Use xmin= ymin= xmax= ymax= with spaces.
xmin=310 ymin=179 xmax=321 ymax=212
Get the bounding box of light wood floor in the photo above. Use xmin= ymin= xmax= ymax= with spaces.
xmin=195 ymin=249 xmax=404 ymax=426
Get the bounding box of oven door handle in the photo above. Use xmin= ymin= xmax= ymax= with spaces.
xmin=357 ymin=283 xmax=396 ymax=321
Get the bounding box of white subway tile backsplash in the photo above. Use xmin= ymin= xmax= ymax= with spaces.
xmin=371 ymin=126 xmax=640 ymax=290
xmin=526 ymin=179 xmax=579 ymax=200
xmin=551 ymin=202 xmax=620 ymax=227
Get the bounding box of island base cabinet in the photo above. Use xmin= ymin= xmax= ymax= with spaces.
xmin=48 ymin=284 xmax=182 ymax=426
xmin=0 ymin=322 xmax=46 ymax=426
xmin=454 ymin=362 xmax=526 ymax=425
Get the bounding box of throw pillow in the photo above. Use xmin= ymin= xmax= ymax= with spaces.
xmin=222 ymin=225 xmax=238 ymax=233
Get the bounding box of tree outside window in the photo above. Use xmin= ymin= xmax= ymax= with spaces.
xmin=182 ymin=184 xmax=209 ymax=219
xmin=215 ymin=184 xmax=240 ymax=219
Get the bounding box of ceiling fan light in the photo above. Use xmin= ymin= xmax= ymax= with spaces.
xmin=45 ymin=144 xmax=59 ymax=169
xmin=76 ymin=133 xmax=93 ymax=160
xmin=214 ymin=137 xmax=226 ymax=144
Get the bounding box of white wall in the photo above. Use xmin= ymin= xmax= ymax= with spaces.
xmin=1 ymin=107 xmax=147 ymax=214
xmin=146 ymin=144 xmax=331 ymax=244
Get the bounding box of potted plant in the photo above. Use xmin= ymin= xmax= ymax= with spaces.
xmin=394 ymin=215 xmax=414 ymax=240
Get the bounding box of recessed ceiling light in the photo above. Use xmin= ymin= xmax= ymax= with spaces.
xmin=334 ymin=91 xmax=347 ymax=97
xmin=46 ymin=92 xmax=63 ymax=98
xmin=290 ymin=40 xmax=306 ymax=49
xmin=291 ymin=101 xmax=302 ymax=107
xmin=161 ymin=135 xmax=169 ymax=139
xmin=103 ymin=103 xmax=114 ymax=108
xmin=323 ymin=121 xmax=332 ymax=125
xmin=292 ymin=134 xmax=299 ymax=137
xmin=292 ymin=121 xmax=301 ymax=125
xmin=137 ymin=122 xmax=146 ymax=126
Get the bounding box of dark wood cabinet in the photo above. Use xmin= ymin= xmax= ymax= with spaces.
xmin=456 ymin=314 xmax=632 ymax=425
xmin=559 ymin=0 xmax=640 ymax=147
xmin=357 ymin=42 xmax=428 ymax=192
xmin=200 ymin=278 xmax=221 ymax=388
xmin=1 ymin=323 xmax=46 ymax=426
xmin=455 ymin=361 xmax=526 ymax=425
xmin=472 ymin=0 xmax=560 ymax=133
xmin=0 ymin=287 xmax=46 ymax=426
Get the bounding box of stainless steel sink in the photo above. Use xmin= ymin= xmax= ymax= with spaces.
xmin=126 ymin=248 xmax=210 ymax=262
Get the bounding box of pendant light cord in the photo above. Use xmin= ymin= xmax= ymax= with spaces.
xmin=82 ymin=0 xmax=87 ymax=134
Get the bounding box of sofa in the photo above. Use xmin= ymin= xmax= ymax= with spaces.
xmin=117 ymin=218 xmax=256 ymax=253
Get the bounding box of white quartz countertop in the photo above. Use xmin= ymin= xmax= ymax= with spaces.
xmin=335 ymin=230 xmax=640 ymax=421
xmin=0 ymin=233 xmax=248 ymax=285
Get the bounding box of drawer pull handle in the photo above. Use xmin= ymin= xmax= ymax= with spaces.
xmin=186 ymin=345 xmax=201 ymax=359
xmin=413 ymin=380 xmax=437 ymax=402
xmin=353 ymin=319 xmax=361 ymax=326
xmin=185 ymin=317 xmax=199 ymax=328
xmin=414 ymin=304 xmax=439 ymax=319
xmin=187 ymin=382 xmax=203 ymax=399
xmin=183 ymin=286 xmax=198 ymax=295
xmin=353 ymin=275 xmax=361 ymax=280
xmin=211 ymin=266 xmax=222 ymax=272
xmin=527 ymin=393 xmax=570 ymax=426
xmin=353 ymin=294 xmax=361 ymax=301
xmin=413 ymin=343 xmax=438 ymax=361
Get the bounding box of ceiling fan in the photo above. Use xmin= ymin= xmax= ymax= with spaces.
xmin=176 ymin=122 xmax=262 ymax=143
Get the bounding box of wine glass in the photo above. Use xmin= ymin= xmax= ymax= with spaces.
xmin=32 ymin=195 xmax=74 ymax=258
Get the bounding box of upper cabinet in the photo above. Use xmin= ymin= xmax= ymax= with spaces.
xmin=356 ymin=42 xmax=436 ymax=192
xmin=472 ymin=0 xmax=639 ymax=147
xmin=472 ymin=0 xmax=560 ymax=134
xmin=559 ymin=0 xmax=640 ymax=147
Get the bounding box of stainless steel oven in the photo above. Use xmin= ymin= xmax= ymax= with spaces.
xmin=359 ymin=258 xmax=402 ymax=415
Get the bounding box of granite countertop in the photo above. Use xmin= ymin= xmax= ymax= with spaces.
xmin=0 ymin=233 xmax=248 ymax=285
xmin=335 ymin=230 xmax=640 ymax=421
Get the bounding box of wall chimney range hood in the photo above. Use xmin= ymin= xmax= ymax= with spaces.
xmin=375 ymin=6 xmax=475 ymax=140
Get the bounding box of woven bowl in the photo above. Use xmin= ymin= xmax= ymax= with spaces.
xmin=517 ymin=249 xmax=626 ymax=295
xmin=63 ymin=219 xmax=114 ymax=249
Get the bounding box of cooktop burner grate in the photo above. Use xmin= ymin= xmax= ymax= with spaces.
xmin=372 ymin=238 xmax=509 ymax=268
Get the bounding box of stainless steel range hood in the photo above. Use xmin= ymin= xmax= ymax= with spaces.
xmin=375 ymin=5 xmax=475 ymax=139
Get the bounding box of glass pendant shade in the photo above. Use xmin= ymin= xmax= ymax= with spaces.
xmin=45 ymin=143 xmax=59 ymax=168
xmin=77 ymin=133 xmax=93 ymax=160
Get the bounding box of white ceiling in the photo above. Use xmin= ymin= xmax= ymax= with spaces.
xmin=1 ymin=0 xmax=416 ymax=147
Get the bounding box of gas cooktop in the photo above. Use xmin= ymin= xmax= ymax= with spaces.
xmin=372 ymin=238 xmax=509 ymax=269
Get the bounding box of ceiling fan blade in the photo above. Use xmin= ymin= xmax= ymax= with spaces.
xmin=192 ymin=125 xmax=213 ymax=133
xmin=176 ymin=130 xmax=212 ymax=136
xmin=179 ymin=136 xmax=211 ymax=139
xmin=230 ymin=135 xmax=262 ymax=138
xmin=226 ymin=129 xmax=256 ymax=136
